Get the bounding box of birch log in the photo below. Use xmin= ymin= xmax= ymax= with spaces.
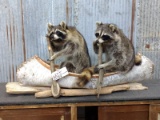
xmin=17 ymin=55 xmax=154 ymax=89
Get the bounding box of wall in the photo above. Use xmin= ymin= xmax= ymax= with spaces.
xmin=134 ymin=0 xmax=160 ymax=79
xmin=0 ymin=0 xmax=157 ymax=82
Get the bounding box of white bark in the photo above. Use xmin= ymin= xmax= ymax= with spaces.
xmin=17 ymin=55 xmax=154 ymax=89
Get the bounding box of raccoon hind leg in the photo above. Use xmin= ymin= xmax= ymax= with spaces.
xmin=60 ymin=61 xmax=76 ymax=73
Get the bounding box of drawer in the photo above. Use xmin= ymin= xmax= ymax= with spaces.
xmin=98 ymin=105 xmax=149 ymax=120
xmin=0 ymin=107 xmax=70 ymax=120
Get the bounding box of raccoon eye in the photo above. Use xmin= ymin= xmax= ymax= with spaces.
xmin=56 ymin=31 xmax=65 ymax=39
xmin=95 ymin=33 xmax=99 ymax=37
xmin=102 ymin=35 xmax=111 ymax=40
xmin=56 ymin=31 xmax=63 ymax=36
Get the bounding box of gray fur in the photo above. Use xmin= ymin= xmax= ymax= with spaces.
xmin=46 ymin=22 xmax=90 ymax=73
xmin=93 ymin=23 xmax=135 ymax=73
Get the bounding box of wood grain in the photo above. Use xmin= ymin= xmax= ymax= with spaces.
xmin=98 ymin=105 xmax=149 ymax=120
xmin=6 ymin=82 xmax=147 ymax=98
xmin=0 ymin=107 xmax=71 ymax=120
xmin=71 ymin=105 xmax=77 ymax=120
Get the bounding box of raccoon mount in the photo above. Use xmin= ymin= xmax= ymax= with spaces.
xmin=16 ymin=55 xmax=154 ymax=89
xmin=7 ymin=22 xmax=154 ymax=98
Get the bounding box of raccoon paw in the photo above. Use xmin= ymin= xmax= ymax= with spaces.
xmin=94 ymin=66 xmax=99 ymax=73
xmin=97 ymin=64 xmax=105 ymax=69
xmin=93 ymin=40 xmax=99 ymax=54
xmin=49 ymin=55 xmax=56 ymax=61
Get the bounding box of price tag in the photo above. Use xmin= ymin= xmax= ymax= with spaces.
xmin=51 ymin=67 xmax=69 ymax=81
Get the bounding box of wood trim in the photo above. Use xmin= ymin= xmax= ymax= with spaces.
xmin=149 ymin=104 xmax=159 ymax=120
xmin=99 ymin=105 xmax=149 ymax=112
xmin=71 ymin=105 xmax=77 ymax=120
xmin=1 ymin=100 xmax=160 ymax=110
xmin=130 ymin=0 xmax=136 ymax=42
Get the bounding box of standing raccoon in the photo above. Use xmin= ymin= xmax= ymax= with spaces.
xmin=78 ymin=22 xmax=142 ymax=86
xmin=46 ymin=21 xmax=91 ymax=75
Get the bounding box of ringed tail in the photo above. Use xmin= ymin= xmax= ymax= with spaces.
xmin=77 ymin=67 xmax=95 ymax=87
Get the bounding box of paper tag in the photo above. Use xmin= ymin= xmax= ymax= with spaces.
xmin=51 ymin=67 xmax=69 ymax=81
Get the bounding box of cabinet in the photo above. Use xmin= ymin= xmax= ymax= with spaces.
xmin=1 ymin=81 xmax=160 ymax=120
xmin=1 ymin=102 xmax=160 ymax=120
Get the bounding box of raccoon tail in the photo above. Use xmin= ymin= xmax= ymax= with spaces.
xmin=77 ymin=67 xmax=95 ymax=87
xmin=135 ymin=53 xmax=142 ymax=65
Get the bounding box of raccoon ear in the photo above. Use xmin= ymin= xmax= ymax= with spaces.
xmin=59 ymin=21 xmax=68 ymax=30
xmin=96 ymin=21 xmax=103 ymax=27
xmin=47 ymin=23 xmax=54 ymax=32
xmin=109 ymin=24 xmax=118 ymax=33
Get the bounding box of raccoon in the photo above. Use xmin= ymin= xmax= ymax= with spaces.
xmin=46 ymin=21 xmax=91 ymax=77
xmin=77 ymin=22 xmax=142 ymax=87
xmin=93 ymin=22 xmax=140 ymax=73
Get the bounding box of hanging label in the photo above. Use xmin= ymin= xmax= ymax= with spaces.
xmin=51 ymin=67 xmax=69 ymax=81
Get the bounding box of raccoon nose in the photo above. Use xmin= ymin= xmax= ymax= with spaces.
xmin=98 ymin=39 xmax=104 ymax=43
xmin=53 ymin=34 xmax=59 ymax=39
xmin=95 ymin=38 xmax=104 ymax=44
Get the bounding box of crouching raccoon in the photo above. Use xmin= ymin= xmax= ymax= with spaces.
xmin=46 ymin=21 xmax=91 ymax=87
xmin=77 ymin=22 xmax=142 ymax=86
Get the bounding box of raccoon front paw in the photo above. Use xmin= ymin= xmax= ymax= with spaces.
xmin=97 ymin=64 xmax=105 ymax=69
xmin=94 ymin=66 xmax=99 ymax=73
xmin=49 ymin=55 xmax=55 ymax=61
xmin=93 ymin=40 xmax=99 ymax=54
xmin=94 ymin=65 xmax=103 ymax=73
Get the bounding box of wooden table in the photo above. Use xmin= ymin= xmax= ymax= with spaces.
xmin=1 ymin=80 xmax=160 ymax=120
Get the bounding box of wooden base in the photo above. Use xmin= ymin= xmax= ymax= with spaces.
xmin=6 ymin=82 xmax=147 ymax=98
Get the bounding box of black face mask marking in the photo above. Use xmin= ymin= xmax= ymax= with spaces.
xmin=56 ymin=31 xmax=66 ymax=39
xmin=48 ymin=29 xmax=66 ymax=42
xmin=95 ymin=33 xmax=99 ymax=38
xmin=102 ymin=35 xmax=111 ymax=41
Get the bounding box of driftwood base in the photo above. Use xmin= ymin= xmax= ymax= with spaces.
xmin=6 ymin=82 xmax=147 ymax=98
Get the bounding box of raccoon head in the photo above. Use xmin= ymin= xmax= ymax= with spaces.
xmin=95 ymin=22 xmax=119 ymax=44
xmin=47 ymin=21 xmax=68 ymax=43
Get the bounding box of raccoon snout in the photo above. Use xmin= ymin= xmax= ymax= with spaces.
xmin=98 ymin=39 xmax=104 ymax=43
